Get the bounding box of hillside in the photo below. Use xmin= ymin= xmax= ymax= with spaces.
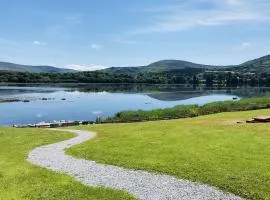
xmin=1 ymin=54 xmax=270 ymax=75
xmin=102 ymin=66 xmax=141 ymax=75
xmin=0 ymin=62 xmax=76 ymax=73
xmin=146 ymin=60 xmax=210 ymax=72
xmin=229 ymin=55 xmax=270 ymax=73
xmin=102 ymin=60 xmax=234 ymax=75
xmin=103 ymin=55 xmax=270 ymax=75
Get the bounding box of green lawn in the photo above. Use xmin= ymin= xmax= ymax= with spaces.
xmin=67 ymin=109 xmax=270 ymax=200
xmin=0 ymin=128 xmax=134 ymax=200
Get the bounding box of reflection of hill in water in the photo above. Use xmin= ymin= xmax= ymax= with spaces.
xmin=147 ymin=88 xmax=270 ymax=101
xmin=70 ymin=84 xmax=270 ymax=101
xmin=228 ymin=88 xmax=270 ymax=98
xmin=1 ymin=84 xmax=270 ymax=101
xmin=69 ymin=84 xmax=270 ymax=99
xmin=147 ymin=91 xmax=211 ymax=101
xmin=0 ymin=87 xmax=61 ymax=97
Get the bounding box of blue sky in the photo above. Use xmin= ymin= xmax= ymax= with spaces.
xmin=0 ymin=0 xmax=270 ymax=70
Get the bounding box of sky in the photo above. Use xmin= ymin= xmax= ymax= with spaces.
xmin=0 ymin=0 xmax=270 ymax=71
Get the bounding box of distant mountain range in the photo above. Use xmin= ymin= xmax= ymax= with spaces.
xmin=102 ymin=60 xmax=230 ymax=75
xmin=103 ymin=55 xmax=270 ymax=74
xmin=1 ymin=54 xmax=270 ymax=74
xmin=0 ymin=62 xmax=76 ymax=73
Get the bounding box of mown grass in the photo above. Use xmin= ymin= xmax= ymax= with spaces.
xmin=67 ymin=109 xmax=270 ymax=200
xmin=0 ymin=128 xmax=134 ymax=200
xmin=104 ymin=95 xmax=270 ymax=123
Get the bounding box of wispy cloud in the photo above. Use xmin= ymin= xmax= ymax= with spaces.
xmin=130 ymin=0 xmax=270 ymax=34
xmin=113 ymin=36 xmax=137 ymax=44
xmin=227 ymin=0 xmax=241 ymax=5
xmin=64 ymin=64 xmax=107 ymax=71
xmin=90 ymin=44 xmax=103 ymax=50
xmin=33 ymin=40 xmax=47 ymax=46
xmin=0 ymin=38 xmax=18 ymax=46
xmin=65 ymin=14 xmax=83 ymax=25
xmin=44 ymin=13 xmax=83 ymax=38
xmin=233 ymin=41 xmax=253 ymax=51
xmin=241 ymin=42 xmax=251 ymax=47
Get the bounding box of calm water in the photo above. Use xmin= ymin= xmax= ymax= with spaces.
xmin=0 ymin=84 xmax=269 ymax=126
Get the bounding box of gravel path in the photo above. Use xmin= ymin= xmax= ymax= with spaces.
xmin=28 ymin=129 xmax=242 ymax=200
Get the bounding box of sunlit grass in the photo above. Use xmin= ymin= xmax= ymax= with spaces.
xmin=68 ymin=109 xmax=270 ymax=200
xmin=0 ymin=128 xmax=134 ymax=200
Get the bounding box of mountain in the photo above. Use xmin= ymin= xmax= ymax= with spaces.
xmin=241 ymin=54 xmax=270 ymax=66
xmin=103 ymin=55 xmax=270 ymax=75
xmin=1 ymin=54 xmax=270 ymax=74
xmin=146 ymin=60 xmax=209 ymax=72
xmin=229 ymin=55 xmax=270 ymax=73
xmin=0 ymin=62 xmax=76 ymax=73
xmin=102 ymin=60 xmax=233 ymax=75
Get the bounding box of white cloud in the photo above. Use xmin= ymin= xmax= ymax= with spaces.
xmin=64 ymin=64 xmax=108 ymax=71
xmin=233 ymin=41 xmax=253 ymax=51
xmin=130 ymin=0 xmax=270 ymax=34
xmin=242 ymin=42 xmax=251 ymax=47
xmin=227 ymin=0 xmax=241 ymax=5
xmin=33 ymin=40 xmax=47 ymax=46
xmin=90 ymin=44 xmax=103 ymax=50
xmin=65 ymin=14 xmax=83 ymax=24
xmin=113 ymin=36 xmax=137 ymax=44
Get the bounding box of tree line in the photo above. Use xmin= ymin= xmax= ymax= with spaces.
xmin=1 ymin=70 xmax=270 ymax=87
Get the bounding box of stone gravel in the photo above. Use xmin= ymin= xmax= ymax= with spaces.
xmin=28 ymin=129 xmax=242 ymax=200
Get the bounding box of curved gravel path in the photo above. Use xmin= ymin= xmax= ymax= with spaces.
xmin=28 ymin=129 xmax=242 ymax=200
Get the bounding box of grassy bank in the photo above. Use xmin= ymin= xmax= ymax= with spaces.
xmin=0 ymin=98 xmax=20 ymax=103
xmin=0 ymin=128 xmax=134 ymax=200
xmin=104 ymin=95 xmax=270 ymax=123
xmin=67 ymin=109 xmax=270 ymax=200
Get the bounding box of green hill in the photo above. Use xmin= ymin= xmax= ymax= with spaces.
xmin=102 ymin=60 xmax=233 ymax=75
xmin=0 ymin=62 xmax=76 ymax=73
xmin=2 ymin=54 xmax=270 ymax=75
xmin=103 ymin=55 xmax=270 ymax=75
xmin=229 ymin=55 xmax=270 ymax=73
xmin=1 ymin=54 xmax=270 ymax=80
xmin=146 ymin=60 xmax=210 ymax=72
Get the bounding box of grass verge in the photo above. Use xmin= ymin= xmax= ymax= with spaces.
xmin=67 ymin=109 xmax=270 ymax=200
xmin=103 ymin=95 xmax=270 ymax=123
xmin=0 ymin=128 xmax=134 ymax=200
